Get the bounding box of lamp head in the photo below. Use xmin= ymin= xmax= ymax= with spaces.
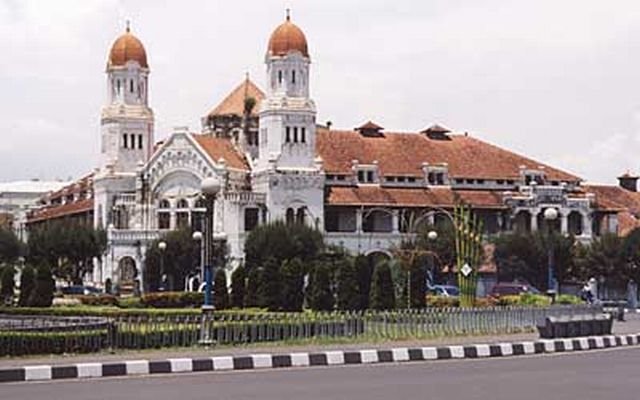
xmin=201 ymin=176 xmax=222 ymax=195
xmin=543 ymin=208 xmax=559 ymax=221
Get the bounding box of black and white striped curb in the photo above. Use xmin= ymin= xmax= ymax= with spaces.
xmin=1 ymin=333 xmax=638 ymax=384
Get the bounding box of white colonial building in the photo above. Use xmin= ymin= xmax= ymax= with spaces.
xmin=27 ymin=15 xmax=640 ymax=291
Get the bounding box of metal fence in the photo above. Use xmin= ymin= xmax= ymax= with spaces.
xmin=0 ymin=304 xmax=602 ymax=356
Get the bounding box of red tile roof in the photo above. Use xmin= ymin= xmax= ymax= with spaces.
xmin=28 ymin=198 xmax=94 ymax=223
xmin=205 ymin=79 xmax=265 ymax=118
xmin=326 ymin=186 xmax=506 ymax=209
xmin=316 ymin=128 xmax=579 ymax=181
xmin=583 ymin=184 xmax=640 ymax=213
xmin=192 ymin=134 xmax=251 ymax=171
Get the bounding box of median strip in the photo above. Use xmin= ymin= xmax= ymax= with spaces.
xmin=1 ymin=333 xmax=638 ymax=384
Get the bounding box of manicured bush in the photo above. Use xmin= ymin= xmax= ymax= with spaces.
xmin=76 ymin=294 xmax=119 ymax=306
xmin=369 ymin=261 xmax=395 ymax=310
xmin=307 ymin=262 xmax=334 ymax=311
xmin=354 ymin=254 xmax=373 ymax=310
xmin=244 ymin=267 xmax=262 ymax=307
xmin=257 ymin=258 xmax=282 ymax=311
xmin=555 ymin=294 xmax=583 ymax=305
xmin=0 ymin=265 xmax=15 ymax=304
xmin=408 ymin=255 xmax=427 ymax=308
xmin=335 ymin=258 xmax=359 ymax=310
xmin=117 ymin=296 xmax=145 ymax=308
xmin=18 ymin=265 xmax=36 ymax=307
xmin=213 ymin=269 xmax=229 ymax=310
xmin=230 ymin=264 xmax=246 ymax=308
xmin=426 ymin=295 xmax=460 ymax=308
xmin=29 ymin=264 xmax=54 ymax=307
xmin=280 ymin=258 xmax=305 ymax=311
xmin=141 ymin=291 xmax=204 ymax=308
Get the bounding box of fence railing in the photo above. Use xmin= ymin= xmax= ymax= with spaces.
xmin=0 ymin=305 xmax=602 ymax=356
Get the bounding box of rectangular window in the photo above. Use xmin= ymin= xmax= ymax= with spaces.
xmin=428 ymin=172 xmax=436 ymax=184
xmin=292 ymin=70 xmax=296 ymax=84
xmin=357 ymin=170 xmax=365 ymax=182
xmin=130 ymin=134 xmax=135 ymax=150
xmin=286 ymin=126 xmax=291 ymax=143
xmin=293 ymin=127 xmax=298 ymax=143
xmin=301 ymin=127 xmax=306 ymax=143
xmin=407 ymin=177 xmax=416 ymax=183
xmin=123 ymin=134 xmax=128 ymax=149
xmin=138 ymin=134 xmax=143 ymax=149
xmin=366 ymin=171 xmax=374 ymax=182
xmin=158 ymin=212 xmax=170 ymax=230
xmin=244 ymin=208 xmax=259 ymax=232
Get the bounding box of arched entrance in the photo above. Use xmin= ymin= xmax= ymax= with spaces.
xmin=118 ymin=257 xmax=138 ymax=286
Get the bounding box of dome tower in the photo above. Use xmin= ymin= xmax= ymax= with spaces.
xmin=99 ymin=22 xmax=155 ymax=174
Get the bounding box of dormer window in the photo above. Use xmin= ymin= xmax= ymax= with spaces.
xmin=355 ymin=121 xmax=384 ymax=137
xmin=357 ymin=169 xmax=376 ymax=184
xmin=520 ymin=167 xmax=546 ymax=186
xmin=421 ymin=124 xmax=451 ymax=140
xmin=423 ymin=163 xmax=449 ymax=186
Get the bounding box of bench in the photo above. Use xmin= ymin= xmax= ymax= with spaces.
xmin=537 ymin=314 xmax=613 ymax=339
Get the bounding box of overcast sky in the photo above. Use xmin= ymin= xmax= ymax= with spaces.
xmin=2 ymin=0 xmax=640 ymax=184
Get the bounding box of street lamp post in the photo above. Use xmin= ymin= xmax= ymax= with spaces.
xmin=192 ymin=231 xmax=203 ymax=290
xmin=201 ymin=177 xmax=221 ymax=309
xmin=426 ymin=230 xmax=438 ymax=286
xmin=544 ymin=207 xmax=559 ymax=301
xmin=158 ymin=240 xmax=167 ymax=292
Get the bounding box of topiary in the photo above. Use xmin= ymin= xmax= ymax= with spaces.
xmin=0 ymin=265 xmax=15 ymax=305
xmin=230 ymin=264 xmax=246 ymax=308
xmin=257 ymin=257 xmax=282 ymax=311
xmin=213 ymin=269 xmax=229 ymax=310
xmin=28 ymin=264 xmax=54 ymax=307
xmin=335 ymin=258 xmax=360 ymax=311
xmin=280 ymin=258 xmax=305 ymax=311
xmin=369 ymin=261 xmax=396 ymax=310
xmin=18 ymin=265 xmax=36 ymax=307
xmin=307 ymin=262 xmax=334 ymax=311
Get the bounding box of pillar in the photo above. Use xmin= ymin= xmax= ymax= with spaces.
xmin=530 ymin=210 xmax=538 ymax=232
xmin=356 ymin=209 xmax=363 ymax=233
xmin=560 ymin=212 xmax=568 ymax=234
xmin=582 ymin=213 xmax=592 ymax=237
xmin=392 ymin=210 xmax=399 ymax=234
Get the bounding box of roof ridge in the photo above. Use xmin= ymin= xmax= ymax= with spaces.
xmin=207 ymin=79 xmax=265 ymax=117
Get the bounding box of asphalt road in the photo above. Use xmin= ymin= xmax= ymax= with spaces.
xmin=4 ymin=347 xmax=639 ymax=400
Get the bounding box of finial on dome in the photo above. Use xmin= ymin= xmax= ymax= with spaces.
xmin=286 ymin=8 xmax=290 ymax=21
xmin=126 ymin=20 xmax=131 ymax=33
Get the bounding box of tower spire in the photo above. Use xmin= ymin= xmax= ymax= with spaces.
xmin=286 ymin=8 xmax=290 ymax=21
xmin=126 ymin=19 xmax=131 ymax=33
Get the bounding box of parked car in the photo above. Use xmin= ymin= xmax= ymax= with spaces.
xmin=59 ymin=285 xmax=102 ymax=296
xmin=428 ymin=284 xmax=460 ymax=297
xmin=489 ymin=282 xmax=540 ymax=298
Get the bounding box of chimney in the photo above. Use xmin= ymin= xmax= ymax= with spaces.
xmin=618 ymin=172 xmax=638 ymax=192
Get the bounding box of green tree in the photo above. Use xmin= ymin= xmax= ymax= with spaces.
xmin=369 ymin=261 xmax=396 ymax=310
xmin=409 ymin=255 xmax=428 ymax=308
xmin=230 ymin=264 xmax=247 ymax=308
xmin=0 ymin=228 xmax=21 ymax=264
xmin=280 ymin=258 xmax=305 ymax=311
xmin=307 ymin=262 xmax=334 ymax=311
xmin=144 ymin=228 xmax=201 ymax=291
xmin=244 ymin=221 xmax=324 ymax=269
xmin=573 ymin=233 xmax=625 ymax=285
xmin=257 ymin=257 xmax=282 ymax=311
xmin=213 ymin=269 xmax=229 ymax=310
xmin=335 ymin=257 xmax=360 ymax=310
xmin=354 ymin=254 xmax=373 ymax=310
xmin=0 ymin=265 xmax=15 ymax=305
xmin=29 ymin=264 xmax=54 ymax=307
xmin=244 ymin=267 xmax=262 ymax=307
xmin=18 ymin=265 xmax=36 ymax=307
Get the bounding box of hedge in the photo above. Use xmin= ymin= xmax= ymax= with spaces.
xmin=0 ymin=330 xmax=107 ymax=356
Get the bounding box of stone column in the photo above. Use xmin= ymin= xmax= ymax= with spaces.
xmin=530 ymin=210 xmax=539 ymax=232
xmin=582 ymin=212 xmax=592 ymax=237
xmin=560 ymin=212 xmax=568 ymax=234
xmin=169 ymin=212 xmax=176 ymax=230
xmin=392 ymin=210 xmax=400 ymax=234
xmin=356 ymin=209 xmax=363 ymax=233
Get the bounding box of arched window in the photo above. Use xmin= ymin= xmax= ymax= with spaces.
xmin=285 ymin=208 xmax=295 ymax=225
xmin=130 ymin=79 xmax=134 ymax=93
xmin=292 ymin=70 xmax=296 ymax=84
xmin=293 ymin=127 xmax=298 ymax=143
xmin=138 ymin=134 xmax=143 ymax=149
xmin=159 ymin=199 xmax=170 ymax=209
xmin=300 ymin=127 xmax=306 ymax=143
xmin=296 ymin=208 xmax=305 ymax=224
xmin=130 ymin=134 xmax=135 ymax=150
xmin=123 ymin=134 xmax=128 ymax=149
xmin=278 ymin=70 xmax=283 ymax=84
xmin=117 ymin=79 xmax=121 ymax=94
xmin=176 ymin=199 xmax=189 ymax=209
xmin=286 ymin=126 xmax=291 ymax=143
xmin=195 ymin=197 xmax=206 ymax=209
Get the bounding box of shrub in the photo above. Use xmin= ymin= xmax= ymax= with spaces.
xmin=18 ymin=265 xmax=36 ymax=307
xmin=555 ymin=294 xmax=583 ymax=305
xmin=354 ymin=255 xmax=373 ymax=310
xmin=518 ymin=293 xmax=552 ymax=307
xmin=117 ymin=296 xmax=145 ymax=308
xmin=244 ymin=267 xmax=262 ymax=307
xmin=141 ymin=291 xmax=204 ymax=308
xmin=29 ymin=264 xmax=54 ymax=307
xmin=369 ymin=261 xmax=395 ymax=310
xmin=230 ymin=265 xmax=246 ymax=308
xmin=0 ymin=265 xmax=15 ymax=304
xmin=307 ymin=262 xmax=334 ymax=311
xmin=213 ymin=269 xmax=229 ymax=310
xmin=335 ymin=258 xmax=359 ymax=310
xmin=280 ymin=258 xmax=305 ymax=311
xmin=426 ymin=295 xmax=459 ymax=308
xmin=257 ymin=258 xmax=282 ymax=311
xmin=494 ymin=295 xmax=522 ymax=306
xmin=75 ymin=294 xmax=118 ymax=306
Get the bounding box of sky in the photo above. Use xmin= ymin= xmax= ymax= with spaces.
xmin=2 ymin=0 xmax=640 ymax=184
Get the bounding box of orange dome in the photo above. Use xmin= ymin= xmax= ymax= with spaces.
xmin=267 ymin=15 xmax=309 ymax=58
xmin=108 ymin=27 xmax=148 ymax=68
